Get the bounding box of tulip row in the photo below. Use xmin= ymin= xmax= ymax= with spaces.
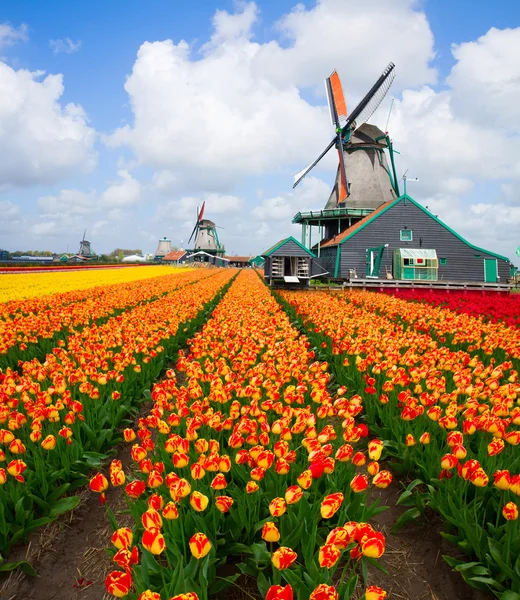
xmin=0 ymin=269 xmax=207 ymax=366
xmin=0 ymin=270 xmax=235 ymax=559
xmin=278 ymin=288 xmax=520 ymax=599
xmin=94 ymin=270 xmax=389 ymax=600
xmin=380 ymin=288 xmax=520 ymax=329
xmin=0 ymin=265 xmax=188 ymax=306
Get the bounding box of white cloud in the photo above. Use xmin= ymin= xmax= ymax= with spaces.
xmin=448 ymin=27 xmax=520 ymax=132
xmin=100 ymin=170 xmax=141 ymax=207
xmin=0 ymin=199 xmax=19 ymax=218
xmin=155 ymin=193 xmax=243 ymax=224
xmin=0 ymin=23 xmax=28 ymax=48
xmin=107 ymin=0 xmax=436 ymax=191
xmin=0 ymin=62 xmax=97 ymax=188
xmin=49 ymin=38 xmax=82 ymax=55
xmin=252 ymin=176 xmax=330 ymax=221
xmin=38 ymin=189 xmax=97 ymax=215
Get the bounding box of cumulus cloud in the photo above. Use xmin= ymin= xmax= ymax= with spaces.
xmin=37 ymin=171 xmax=141 ymax=219
xmin=49 ymin=38 xmax=82 ymax=55
xmin=252 ymin=176 xmax=330 ymax=221
xmin=100 ymin=170 xmax=141 ymax=207
xmin=107 ymin=0 xmax=436 ymax=190
xmin=0 ymin=62 xmax=97 ymax=188
xmin=0 ymin=23 xmax=28 ymax=48
xmin=155 ymin=193 xmax=243 ymax=224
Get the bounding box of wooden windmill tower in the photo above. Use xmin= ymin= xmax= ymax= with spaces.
xmin=292 ymin=63 xmax=400 ymax=251
xmin=187 ymin=202 xmax=224 ymax=258
xmin=78 ymin=230 xmax=94 ymax=257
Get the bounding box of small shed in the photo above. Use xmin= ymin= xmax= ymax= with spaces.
xmin=262 ymin=236 xmax=327 ymax=287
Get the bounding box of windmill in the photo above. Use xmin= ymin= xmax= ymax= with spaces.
xmin=78 ymin=230 xmax=93 ymax=257
xmin=295 ymin=63 xmax=399 ymax=210
xmin=187 ymin=202 xmax=224 ymax=257
xmin=292 ymin=62 xmax=401 ymax=247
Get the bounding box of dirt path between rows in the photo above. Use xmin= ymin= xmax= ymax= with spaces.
xmin=364 ymin=480 xmax=491 ymax=600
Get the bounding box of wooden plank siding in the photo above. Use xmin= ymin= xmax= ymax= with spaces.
xmin=263 ymin=239 xmax=313 ymax=279
xmin=319 ymin=198 xmax=509 ymax=282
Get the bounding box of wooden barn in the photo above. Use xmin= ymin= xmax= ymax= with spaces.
xmin=317 ymin=194 xmax=511 ymax=283
xmin=261 ymin=237 xmax=327 ymax=287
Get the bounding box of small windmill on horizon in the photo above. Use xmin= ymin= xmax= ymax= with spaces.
xmin=187 ymin=202 xmax=225 ymax=258
xmin=78 ymin=230 xmax=94 ymax=258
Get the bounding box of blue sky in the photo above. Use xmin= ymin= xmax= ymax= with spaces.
xmin=0 ymin=0 xmax=519 ymax=260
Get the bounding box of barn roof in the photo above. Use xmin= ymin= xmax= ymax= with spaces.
xmin=224 ymin=256 xmax=252 ymax=263
xmin=163 ymin=250 xmax=186 ymax=261
xmin=320 ymin=194 xmax=510 ymax=262
xmin=262 ymin=236 xmax=316 ymax=258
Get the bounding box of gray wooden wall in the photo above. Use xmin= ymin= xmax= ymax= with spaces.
xmin=320 ymin=199 xmax=510 ymax=281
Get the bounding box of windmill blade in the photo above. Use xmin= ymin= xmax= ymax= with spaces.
xmin=293 ymin=137 xmax=336 ymax=188
xmin=325 ymin=70 xmax=348 ymax=129
xmin=336 ymin=137 xmax=349 ymax=204
xmin=341 ymin=62 xmax=395 ymax=133
xmin=198 ymin=201 xmax=205 ymax=222
xmin=188 ymin=222 xmax=199 ymax=244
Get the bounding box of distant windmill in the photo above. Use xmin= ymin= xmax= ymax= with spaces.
xmin=188 ymin=202 xmax=224 ymax=256
xmin=78 ymin=230 xmax=93 ymax=257
xmin=294 ymin=62 xmax=399 ymax=211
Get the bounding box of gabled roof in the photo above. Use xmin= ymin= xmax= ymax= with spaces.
xmin=321 ymin=194 xmax=510 ymax=262
xmin=321 ymin=199 xmax=395 ymax=248
xmin=262 ymin=236 xmax=316 ymax=258
xmin=224 ymin=256 xmax=252 ymax=263
xmin=164 ymin=250 xmax=186 ymax=261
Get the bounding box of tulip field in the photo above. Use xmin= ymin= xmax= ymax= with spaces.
xmin=1 ymin=267 xmax=520 ymax=600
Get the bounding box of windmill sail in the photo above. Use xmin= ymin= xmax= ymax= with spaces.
xmin=293 ymin=62 xmax=395 ymax=190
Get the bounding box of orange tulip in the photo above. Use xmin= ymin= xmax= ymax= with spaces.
xmin=142 ymin=529 xmax=165 ymax=555
xmin=493 ymin=470 xmax=511 ymax=491
xmin=368 ymin=439 xmax=383 ymax=461
xmin=169 ymin=594 xmax=199 ymax=600
xmin=296 ymin=469 xmax=313 ymax=489
xmin=266 ymin=585 xmax=293 ymax=600
xmin=162 ymin=502 xmax=179 ymax=520
xmin=190 ymin=491 xmax=209 ymax=512
xmin=318 ymin=543 xmax=340 ymax=568
xmin=215 ymin=495 xmax=234 ymax=513
xmin=9 ymin=439 xmax=26 ymax=454
xmin=372 ymin=471 xmax=393 ymax=489
xmin=137 ymin=591 xmax=161 ymax=600
xmin=189 ymin=532 xmax=212 ymax=559
xmin=262 ymin=521 xmax=280 ymax=543
xmin=111 ymin=528 xmax=133 ymax=550
xmin=211 ymin=473 xmax=227 ymax=490
xmin=361 ymin=532 xmax=386 ymax=558
xmin=365 ymin=586 xmax=387 ymax=600
xmin=503 ymin=502 xmax=519 ymax=520
xmin=309 ymin=584 xmax=338 ymax=600
xmin=105 ymin=569 xmax=132 ymax=598
xmin=269 ymin=497 xmax=287 ymax=517
xmin=89 ymin=473 xmax=108 ymax=502
xmin=350 ymin=473 xmax=369 ymax=493
xmin=285 ymin=485 xmax=303 ymax=505
xmin=246 ymin=480 xmax=259 ymax=493
xmin=271 ymin=547 xmax=297 ymax=570
xmin=142 ymin=508 xmax=163 ymax=531
xmin=320 ymin=492 xmax=344 ymax=519
xmin=326 ymin=527 xmax=349 ymax=550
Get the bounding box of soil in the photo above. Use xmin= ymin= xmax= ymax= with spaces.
xmin=363 ymin=479 xmax=492 ymax=600
xmin=0 ymin=444 xmax=133 ymax=600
